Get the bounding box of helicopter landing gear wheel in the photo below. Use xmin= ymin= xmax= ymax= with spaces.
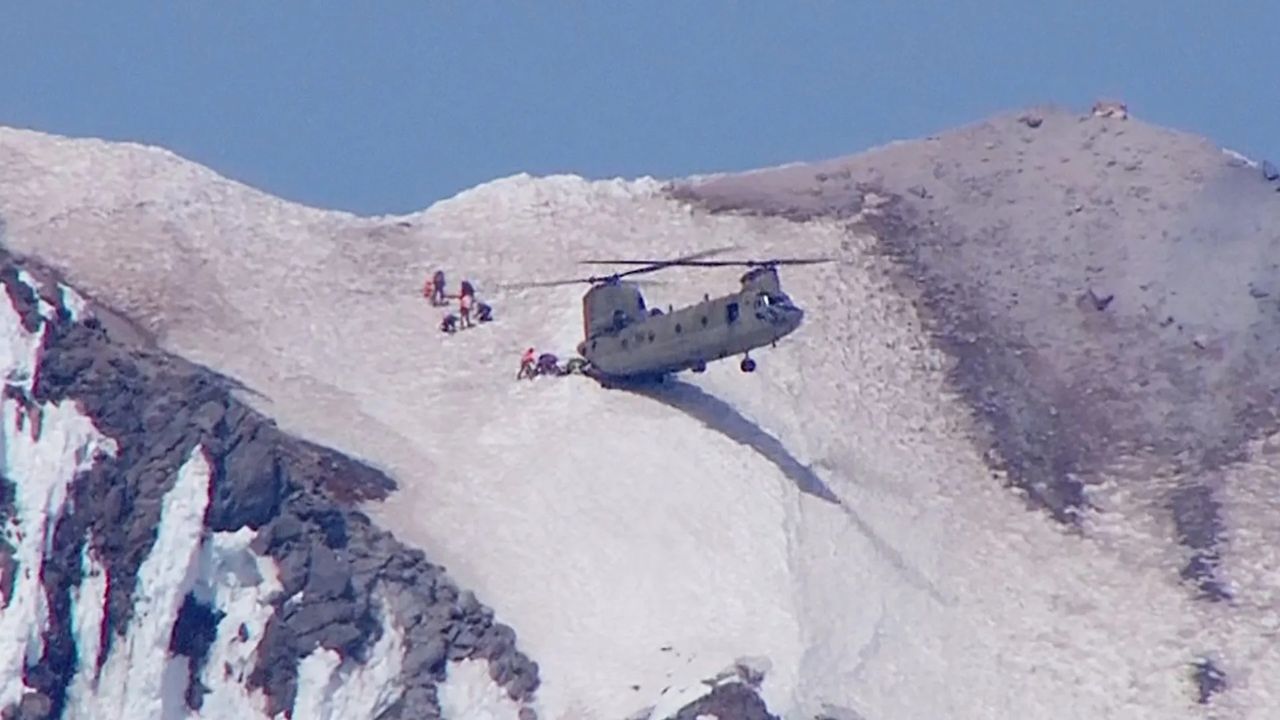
xmin=740 ymin=355 xmax=757 ymax=373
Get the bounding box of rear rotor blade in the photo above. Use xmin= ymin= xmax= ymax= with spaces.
xmin=589 ymin=257 xmax=835 ymax=268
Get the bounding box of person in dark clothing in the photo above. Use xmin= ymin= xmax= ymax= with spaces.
xmin=432 ymin=270 xmax=447 ymax=306
xmin=535 ymin=352 xmax=561 ymax=377
xmin=458 ymin=292 xmax=474 ymax=329
xmin=476 ymin=301 xmax=493 ymax=323
xmin=439 ymin=313 xmax=458 ymax=333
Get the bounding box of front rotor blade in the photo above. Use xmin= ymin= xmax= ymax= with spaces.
xmin=577 ymin=244 xmax=739 ymax=267
xmin=496 ymin=278 xmax=590 ymax=290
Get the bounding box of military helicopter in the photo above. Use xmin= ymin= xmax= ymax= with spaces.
xmin=505 ymin=247 xmax=831 ymax=384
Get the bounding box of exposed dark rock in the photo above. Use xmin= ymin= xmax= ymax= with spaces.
xmin=169 ymin=593 xmax=225 ymax=710
xmin=2 ymin=250 xmax=542 ymax=718
xmin=1170 ymin=483 xmax=1231 ymax=601
xmin=666 ymin=682 xmax=779 ymax=720
xmin=1192 ymin=657 xmax=1228 ymax=704
xmin=1 ymin=691 xmax=52 ymax=720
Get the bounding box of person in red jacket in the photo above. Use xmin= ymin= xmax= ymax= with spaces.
xmin=517 ymin=347 xmax=536 ymax=379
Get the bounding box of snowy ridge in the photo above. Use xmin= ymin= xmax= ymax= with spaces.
xmin=3 ymin=106 xmax=1280 ymax=719
xmin=0 ymin=257 xmax=547 ymax=719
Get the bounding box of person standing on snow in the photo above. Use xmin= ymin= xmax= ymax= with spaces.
xmin=457 ymin=279 xmax=477 ymax=328
xmin=517 ymin=347 xmax=536 ymax=379
xmin=458 ymin=292 xmax=474 ymax=328
xmin=431 ymin=270 xmax=447 ymax=306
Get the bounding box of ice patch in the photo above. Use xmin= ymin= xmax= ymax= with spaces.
xmin=289 ymin=594 xmax=406 ymax=719
xmin=15 ymin=269 xmax=54 ymax=320
xmin=77 ymin=444 xmax=213 ymax=720
xmin=58 ymin=283 xmax=90 ymax=322
xmin=189 ymin=526 xmax=283 ymax=718
xmin=0 ymin=287 xmax=117 ymax=709
xmin=1223 ymin=148 xmax=1258 ymax=167
xmin=64 ymin=535 xmax=109 ymax=712
xmin=0 ymin=273 xmax=47 ymax=394
xmin=436 ymin=659 xmax=525 ymax=720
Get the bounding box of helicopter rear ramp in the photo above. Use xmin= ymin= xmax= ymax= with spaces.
xmin=3 ymin=105 xmax=1279 ymax=719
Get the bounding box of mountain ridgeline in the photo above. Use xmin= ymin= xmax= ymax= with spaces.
xmin=2 ymin=103 xmax=1279 ymax=718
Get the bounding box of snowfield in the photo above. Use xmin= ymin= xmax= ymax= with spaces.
xmin=3 ymin=112 xmax=1280 ymax=719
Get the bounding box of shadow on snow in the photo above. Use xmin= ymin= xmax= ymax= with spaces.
xmin=620 ymin=378 xmax=841 ymax=505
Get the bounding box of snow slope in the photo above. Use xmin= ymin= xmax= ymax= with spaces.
xmin=0 ymin=265 xmax=425 ymax=719
xmin=0 ymin=254 xmax=543 ymax=719
xmin=3 ymin=108 xmax=1279 ymax=719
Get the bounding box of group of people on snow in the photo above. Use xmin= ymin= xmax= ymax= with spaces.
xmin=516 ymin=347 xmax=588 ymax=380
xmin=425 ymin=267 xmax=586 ymax=381
xmin=424 ymin=269 xmax=493 ymax=334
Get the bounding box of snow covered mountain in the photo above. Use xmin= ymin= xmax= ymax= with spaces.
xmin=2 ymin=103 xmax=1279 ymax=720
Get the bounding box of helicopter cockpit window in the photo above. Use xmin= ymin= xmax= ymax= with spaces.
xmin=637 ymin=295 xmax=646 ymax=311
xmin=756 ymin=291 xmax=792 ymax=308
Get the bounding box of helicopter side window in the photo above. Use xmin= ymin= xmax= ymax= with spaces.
xmin=726 ymin=302 xmax=739 ymax=323
xmin=675 ymin=323 xmax=683 ymax=334
xmin=701 ymin=315 xmax=708 ymax=327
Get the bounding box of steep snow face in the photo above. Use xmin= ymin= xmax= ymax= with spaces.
xmin=0 ymin=263 xmax=531 ymax=719
xmin=0 ymin=273 xmax=119 ymax=711
xmin=4 ymin=114 xmax=1280 ymax=719
xmin=75 ymin=445 xmax=218 ymax=720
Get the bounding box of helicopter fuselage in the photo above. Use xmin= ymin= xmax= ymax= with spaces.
xmin=575 ymin=275 xmax=805 ymax=381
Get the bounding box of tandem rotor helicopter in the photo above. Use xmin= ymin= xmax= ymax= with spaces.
xmin=502 ymin=246 xmax=832 ymax=385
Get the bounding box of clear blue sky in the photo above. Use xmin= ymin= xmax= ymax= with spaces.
xmin=3 ymin=3 xmax=1276 ymax=216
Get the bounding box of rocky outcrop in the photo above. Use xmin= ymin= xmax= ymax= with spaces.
xmin=665 ymin=682 xmax=778 ymax=720
xmin=1 ymin=249 xmax=540 ymax=718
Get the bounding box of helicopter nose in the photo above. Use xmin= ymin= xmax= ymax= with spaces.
xmin=771 ymin=305 xmax=803 ymax=332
